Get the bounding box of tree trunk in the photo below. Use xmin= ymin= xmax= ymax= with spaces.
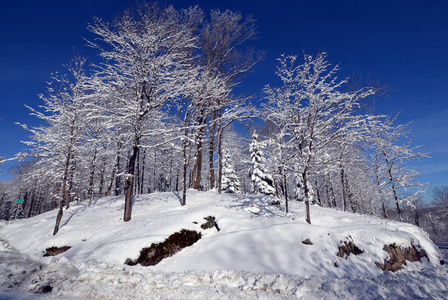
xmin=345 ymin=174 xmax=357 ymax=212
xmin=315 ymin=178 xmax=322 ymax=206
xmin=182 ymin=136 xmax=189 ymax=206
xmin=217 ymin=106 xmax=224 ymax=194
xmin=27 ymin=188 xmax=37 ymax=218
xmin=66 ymin=156 xmax=75 ymax=209
xmin=303 ymin=170 xmax=311 ymax=224
xmin=22 ymin=192 xmax=28 ymax=218
xmin=123 ymin=145 xmax=138 ymax=222
xmin=325 ymin=174 xmax=337 ymax=208
xmin=106 ymin=144 xmax=121 ymax=197
xmin=388 ymin=168 xmax=403 ymax=222
xmin=88 ymin=148 xmax=97 ymax=207
xmin=36 ymin=189 xmax=44 ymax=216
xmin=140 ymin=148 xmax=146 ymax=195
xmin=153 ymin=148 xmax=157 ymax=192
xmin=324 ymin=183 xmax=332 ymax=208
xmin=191 ymin=139 xmax=203 ymax=190
xmin=414 ymin=211 xmax=420 ymax=227
xmin=182 ymin=162 xmax=187 ymax=206
xmin=284 ymin=173 xmax=289 ymax=213
xmin=382 ymin=202 xmax=388 ymax=219
xmin=217 ymin=132 xmax=223 ymax=194
xmin=192 ymin=119 xmax=205 ymax=190
xmin=54 ymin=139 xmax=73 ymax=235
xmin=340 ymin=167 xmax=348 ymax=211
xmin=209 ymin=114 xmax=216 ymax=189
xmin=135 ymin=148 xmax=140 ymax=197
xmin=98 ymin=154 xmax=106 ymax=198
xmin=115 ymin=141 xmax=122 ymax=196
xmin=375 ymin=173 xmax=388 ymax=219
xmin=53 ymin=199 xmax=65 ymax=236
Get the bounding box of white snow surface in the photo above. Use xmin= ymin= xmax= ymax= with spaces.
xmin=1 ymin=190 xmax=447 ymax=299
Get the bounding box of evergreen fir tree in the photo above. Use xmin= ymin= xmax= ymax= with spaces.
xmin=222 ymin=149 xmax=240 ymax=193
xmin=10 ymin=203 xmax=25 ymax=220
xmin=249 ymin=133 xmax=276 ymax=195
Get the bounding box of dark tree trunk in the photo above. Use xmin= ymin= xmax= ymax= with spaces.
xmin=192 ymin=119 xmax=205 ymax=190
xmin=303 ymin=170 xmax=311 ymax=224
xmin=414 ymin=212 xmax=420 ymax=227
xmin=181 ymin=123 xmax=191 ymax=206
xmin=382 ymin=202 xmax=388 ymax=219
xmin=340 ymin=168 xmax=348 ymax=212
xmin=389 ymin=169 xmax=403 ymax=222
xmin=88 ymin=148 xmax=97 ymax=207
xmin=283 ymin=173 xmax=289 ymax=213
xmin=123 ymin=145 xmax=138 ymax=222
xmin=27 ymin=188 xmax=37 ymax=218
xmin=375 ymin=173 xmax=388 ymax=219
xmin=66 ymin=157 xmax=75 ymax=210
xmin=106 ymin=144 xmax=121 ymax=197
xmin=135 ymin=148 xmax=140 ymax=196
xmin=20 ymin=192 xmax=28 ymax=219
xmin=98 ymin=154 xmax=106 ymax=198
xmin=182 ymin=162 xmax=187 ymax=206
xmin=209 ymin=115 xmax=216 ymax=190
xmin=345 ymin=175 xmax=357 ymax=212
xmin=191 ymin=139 xmax=203 ymax=190
xmin=217 ymin=134 xmax=223 ymax=194
xmin=216 ymin=108 xmax=223 ymax=194
xmin=314 ymin=178 xmax=322 ymax=206
xmin=54 ymin=138 xmax=73 ymax=235
xmin=53 ymin=199 xmax=65 ymax=235
xmin=153 ymin=148 xmax=157 ymax=192
xmin=328 ymin=176 xmax=337 ymax=208
xmin=182 ymin=142 xmax=188 ymax=205
xmin=114 ymin=142 xmax=122 ymax=196
xmin=36 ymin=189 xmax=44 ymax=216
xmin=140 ymin=148 xmax=146 ymax=195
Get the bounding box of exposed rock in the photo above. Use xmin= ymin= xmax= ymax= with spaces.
xmin=376 ymin=243 xmax=429 ymax=272
xmin=36 ymin=284 xmax=53 ymax=294
xmin=126 ymin=229 xmax=201 ymax=266
xmin=43 ymin=246 xmax=71 ymax=257
xmin=201 ymin=216 xmax=220 ymax=231
xmin=337 ymin=239 xmax=363 ymax=258
xmin=302 ymin=239 xmax=313 ymax=245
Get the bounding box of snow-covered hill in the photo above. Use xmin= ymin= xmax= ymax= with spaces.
xmin=1 ymin=191 xmax=447 ymax=299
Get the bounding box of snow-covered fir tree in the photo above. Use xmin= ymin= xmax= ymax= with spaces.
xmin=221 ymin=149 xmax=240 ymax=193
xmin=249 ymin=133 xmax=276 ymax=195
xmin=10 ymin=203 xmax=25 ymax=221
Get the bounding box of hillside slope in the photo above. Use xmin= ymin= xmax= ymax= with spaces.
xmin=1 ymin=191 xmax=447 ymax=299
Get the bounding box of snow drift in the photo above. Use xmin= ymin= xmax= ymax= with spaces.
xmin=1 ymin=191 xmax=447 ymax=299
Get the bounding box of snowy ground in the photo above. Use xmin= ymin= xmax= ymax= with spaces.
xmin=1 ymin=191 xmax=447 ymax=299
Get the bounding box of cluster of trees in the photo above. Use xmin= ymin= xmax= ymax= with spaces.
xmin=0 ymin=2 xmax=430 ymax=236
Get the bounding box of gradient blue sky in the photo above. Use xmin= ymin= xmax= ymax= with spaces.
xmin=1 ymin=0 xmax=447 ymax=200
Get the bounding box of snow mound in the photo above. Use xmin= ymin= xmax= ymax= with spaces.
xmin=1 ymin=191 xmax=447 ymax=299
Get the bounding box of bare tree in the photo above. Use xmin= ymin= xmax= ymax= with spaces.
xmin=87 ymin=3 xmax=199 ymax=221
xmin=264 ymin=53 xmax=376 ymax=224
xmin=370 ymin=116 xmax=428 ymax=222
xmin=18 ymin=56 xmax=90 ymax=235
xmin=193 ymin=9 xmax=262 ymax=191
xmin=434 ymin=186 xmax=448 ymax=223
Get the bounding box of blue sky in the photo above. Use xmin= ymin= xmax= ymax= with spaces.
xmin=1 ymin=0 xmax=447 ymax=199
